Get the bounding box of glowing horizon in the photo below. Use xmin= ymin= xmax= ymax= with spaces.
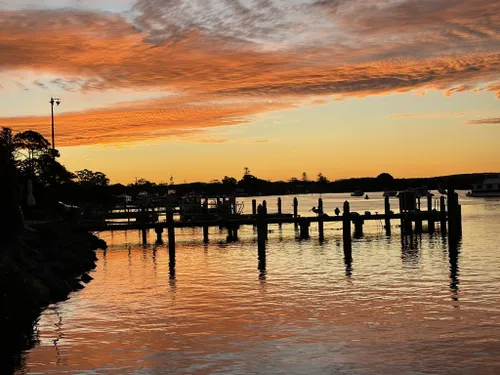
xmin=1 ymin=0 xmax=499 ymax=183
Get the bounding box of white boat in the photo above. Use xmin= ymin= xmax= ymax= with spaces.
xmin=467 ymin=175 xmax=500 ymax=197
xmin=351 ymin=189 xmax=364 ymax=197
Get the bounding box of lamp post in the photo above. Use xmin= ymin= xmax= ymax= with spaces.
xmin=50 ymin=97 xmax=61 ymax=151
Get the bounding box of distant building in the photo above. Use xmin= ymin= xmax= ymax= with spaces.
xmin=117 ymin=193 xmax=132 ymax=204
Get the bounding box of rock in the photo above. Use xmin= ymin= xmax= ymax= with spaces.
xmin=80 ymin=273 xmax=93 ymax=284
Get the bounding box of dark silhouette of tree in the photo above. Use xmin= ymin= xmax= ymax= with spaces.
xmin=243 ymin=167 xmax=251 ymax=176
xmin=36 ymin=154 xmax=75 ymax=186
xmin=317 ymin=172 xmax=329 ymax=184
xmin=0 ymin=127 xmax=16 ymax=165
xmin=222 ymin=176 xmax=237 ymax=185
xmin=289 ymin=177 xmax=299 ymax=183
xmin=75 ymin=169 xmax=110 ymax=186
xmin=302 ymin=172 xmax=308 ymax=182
xmin=13 ymin=130 xmax=51 ymax=177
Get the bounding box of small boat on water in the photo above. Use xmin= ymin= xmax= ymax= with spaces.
xmin=467 ymin=175 xmax=500 ymax=197
xmin=364 ymin=194 xmax=370 ymax=200
xmin=351 ymin=189 xmax=364 ymax=197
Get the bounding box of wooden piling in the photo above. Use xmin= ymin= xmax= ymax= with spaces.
xmin=257 ymin=204 xmax=266 ymax=266
xmin=167 ymin=207 xmax=175 ymax=259
xmin=293 ymin=197 xmax=299 ymax=229
xmin=427 ymin=194 xmax=435 ymax=234
xmin=353 ymin=218 xmax=363 ymax=238
xmin=343 ymin=201 xmax=352 ymax=261
xmin=277 ymin=197 xmax=282 ymax=215
xmin=155 ymin=225 xmax=163 ymax=244
xmin=440 ymin=196 xmax=447 ymax=236
xmin=252 ymin=199 xmax=257 ymax=216
xmin=384 ymin=196 xmax=391 ymax=236
xmin=262 ymin=200 xmax=268 ymax=240
xmin=299 ymin=218 xmax=310 ymax=239
xmin=203 ymin=199 xmax=209 ymax=243
xmin=317 ymin=197 xmax=324 ymax=241
xmin=415 ymin=214 xmax=423 ymax=234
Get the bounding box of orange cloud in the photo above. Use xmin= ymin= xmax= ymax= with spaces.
xmin=466 ymin=118 xmax=500 ymax=125
xmin=0 ymin=0 xmax=499 ymax=145
xmin=0 ymin=96 xmax=287 ymax=146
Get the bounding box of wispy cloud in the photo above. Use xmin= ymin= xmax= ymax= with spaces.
xmin=389 ymin=112 xmax=467 ymax=119
xmin=466 ymin=118 xmax=500 ymax=125
xmin=0 ymin=0 xmax=499 ymax=145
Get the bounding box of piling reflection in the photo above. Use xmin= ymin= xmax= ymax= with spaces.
xmin=401 ymin=235 xmax=422 ymax=265
xmin=448 ymin=236 xmax=461 ymax=302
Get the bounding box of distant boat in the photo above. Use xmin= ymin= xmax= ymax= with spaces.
xmin=364 ymin=194 xmax=370 ymax=200
xmin=351 ymin=189 xmax=364 ymax=197
xmin=467 ymin=175 xmax=500 ymax=197
xmin=383 ymin=190 xmax=398 ymax=198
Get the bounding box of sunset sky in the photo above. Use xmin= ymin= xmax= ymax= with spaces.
xmin=0 ymin=0 xmax=499 ymax=184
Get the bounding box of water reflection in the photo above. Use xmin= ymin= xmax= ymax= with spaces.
xmin=449 ymin=236 xmax=461 ymax=303
xmin=401 ymin=235 xmax=422 ymax=266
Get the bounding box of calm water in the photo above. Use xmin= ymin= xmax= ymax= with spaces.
xmin=17 ymin=193 xmax=500 ymax=375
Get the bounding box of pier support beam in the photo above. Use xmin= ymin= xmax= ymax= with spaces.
xmin=440 ymin=196 xmax=447 ymax=236
xmin=252 ymin=199 xmax=257 ymax=216
xmin=384 ymin=196 xmax=391 ymax=236
xmin=155 ymin=225 xmax=163 ymax=244
xmin=299 ymin=218 xmax=310 ymax=239
xmin=262 ymin=200 xmax=268 ymax=240
xmin=318 ymin=198 xmax=324 ymax=242
xmin=257 ymin=204 xmax=267 ymax=269
xmin=353 ymin=218 xmax=364 ymax=238
xmin=293 ymin=197 xmax=299 ymax=229
xmin=277 ymin=197 xmax=282 ymax=215
xmin=167 ymin=208 xmax=175 ymax=260
xmin=203 ymin=199 xmax=209 ymax=243
xmin=427 ymin=194 xmax=435 ymax=234
xmin=343 ymin=201 xmax=352 ymax=263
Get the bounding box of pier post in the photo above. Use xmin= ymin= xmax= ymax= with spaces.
xmin=384 ymin=196 xmax=391 ymax=236
xmin=155 ymin=225 xmax=163 ymax=244
xmin=203 ymin=199 xmax=209 ymax=243
xmin=252 ymin=199 xmax=257 ymax=216
xmin=167 ymin=207 xmax=175 ymax=260
xmin=299 ymin=218 xmax=310 ymax=239
xmin=318 ymin=197 xmax=324 ymax=242
xmin=353 ymin=218 xmax=363 ymax=238
xmin=343 ymin=201 xmax=352 ymax=262
xmin=141 ymin=228 xmax=147 ymax=245
xmin=415 ymin=214 xmax=423 ymax=234
xmin=440 ymin=196 xmax=447 ymax=236
xmin=262 ymin=200 xmax=268 ymax=240
xmin=427 ymin=194 xmax=435 ymax=234
xmin=293 ymin=197 xmax=299 ymax=229
xmin=277 ymin=197 xmax=282 ymax=215
xmin=227 ymin=226 xmax=239 ymax=242
xmin=257 ymin=204 xmax=266 ymax=267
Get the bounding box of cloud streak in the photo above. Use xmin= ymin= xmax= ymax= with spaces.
xmin=0 ymin=0 xmax=499 ymax=145
xmin=466 ymin=118 xmax=500 ymax=125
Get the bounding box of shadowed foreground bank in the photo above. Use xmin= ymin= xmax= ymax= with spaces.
xmin=0 ymin=143 xmax=107 ymax=374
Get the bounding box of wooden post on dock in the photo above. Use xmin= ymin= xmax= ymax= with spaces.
xmin=427 ymin=194 xmax=435 ymax=234
xmin=155 ymin=224 xmax=163 ymax=244
xmin=293 ymin=197 xmax=299 ymax=229
xmin=384 ymin=196 xmax=391 ymax=236
xmin=343 ymin=201 xmax=352 ymax=261
xmin=252 ymin=199 xmax=257 ymax=216
xmin=317 ymin=198 xmax=324 ymax=241
xmin=415 ymin=213 xmax=423 ymax=234
xmin=353 ymin=217 xmax=364 ymax=238
xmin=203 ymin=199 xmax=209 ymax=243
xmin=440 ymin=196 xmax=447 ymax=236
xmin=277 ymin=197 xmax=282 ymax=215
xmin=262 ymin=200 xmax=268 ymax=240
xmin=299 ymin=218 xmax=310 ymax=239
xmin=167 ymin=207 xmax=175 ymax=259
xmin=257 ymin=204 xmax=266 ymax=267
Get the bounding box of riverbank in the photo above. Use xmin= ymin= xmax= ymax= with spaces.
xmin=0 ymin=220 xmax=107 ymax=374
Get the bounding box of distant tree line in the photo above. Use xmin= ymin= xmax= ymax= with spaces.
xmin=1 ymin=127 xmax=495 ymax=212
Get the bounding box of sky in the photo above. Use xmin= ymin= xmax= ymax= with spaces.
xmin=0 ymin=0 xmax=499 ymax=184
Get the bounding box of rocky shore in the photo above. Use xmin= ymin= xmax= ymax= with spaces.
xmin=0 ymin=221 xmax=107 ymax=374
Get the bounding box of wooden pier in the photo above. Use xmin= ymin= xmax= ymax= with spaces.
xmin=83 ymin=191 xmax=463 ymax=259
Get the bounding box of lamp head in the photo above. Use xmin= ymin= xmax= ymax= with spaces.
xmin=56 ymin=99 xmax=61 ymax=106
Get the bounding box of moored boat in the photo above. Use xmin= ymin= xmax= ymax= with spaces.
xmin=467 ymin=175 xmax=500 ymax=197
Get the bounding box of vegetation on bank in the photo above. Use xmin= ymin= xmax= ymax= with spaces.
xmin=1 ymin=127 xmax=495 ymax=212
xmin=0 ymin=129 xmax=106 ymax=374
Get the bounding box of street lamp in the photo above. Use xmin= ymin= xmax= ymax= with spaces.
xmin=50 ymin=97 xmax=61 ymax=151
